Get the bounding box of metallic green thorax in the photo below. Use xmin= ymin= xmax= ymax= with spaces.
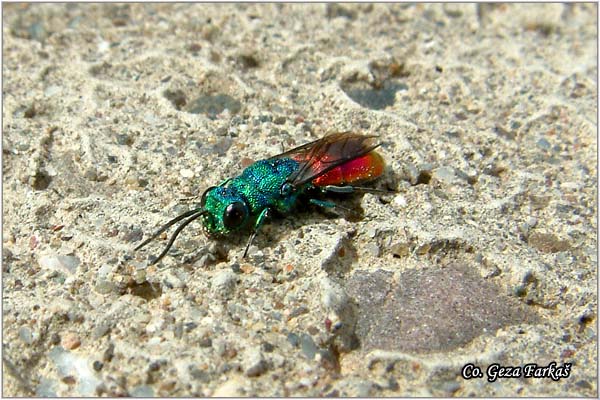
xmin=201 ymin=158 xmax=303 ymax=236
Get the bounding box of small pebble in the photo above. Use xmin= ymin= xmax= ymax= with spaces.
xmin=145 ymin=316 xmax=166 ymax=334
xmin=300 ymin=333 xmax=318 ymax=360
xmin=158 ymin=380 xmax=177 ymax=392
xmin=44 ymin=85 xmax=61 ymax=97
xmin=526 ymin=217 xmax=538 ymax=229
xmin=97 ymin=40 xmax=110 ymax=53
xmin=115 ymin=133 xmax=133 ymax=146
xmin=95 ymin=280 xmax=117 ymax=295
xmin=288 ymin=306 xmax=309 ymax=319
xmin=92 ymin=361 xmax=103 ymax=371
xmin=39 ymin=255 xmax=80 ymax=275
xmin=575 ymin=379 xmax=593 ymax=390
xmin=92 ymin=322 xmax=111 ymax=339
xmin=212 ymin=378 xmax=244 ymax=397
xmin=261 ymin=341 xmax=274 ymax=352
xmin=211 ymin=270 xmax=238 ymax=297
xmin=259 ymin=114 xmax=272 ymax=123
xmin=287 ymin=332 xmax=300 ymax=347
xmin=439 ymin=380 xmax=461 ymax=395
xmin=148 ymin=361 xmax=161 ymax=372
xmin=96 ymin=264 xmax=112 ymax=279
xmin=49 ymin=346 xmax=102 ymax=396
xmin=133 ymin=269 xmax=146 ymax=284
xmin=433 ymin=166 xmax=456 ymax=184
xmin=213 ymin=339 xmax=227 ymax=357
xmin=143 ymin=113 xmax=158 ymax=125
xmin=367 ymin=228 xmax=378 ymax=238
xmin=366 ymin=243 xmax=381 ymax=257
xmin=35 ymin=378 xmax=57 ymax=397
xmin=243 ymin=347 xmax=267 ymax=377
xmin=184 ymin=322 xmax=198 ymax=332
xmin=391 ymin=243 xmax=410 ymax=257
xmin=123 ymin=228 xmax=143 ymax=243
xmin=213 ymin=137 xmax=233 ymax=155
xmin=61 ymin=332 xmax=81 ymax=350
xmin=130 ymin=385 xmax=154 ymax=397
xmin=393 ymin=194 xmax=407 ymax=208
xmin=103 ymin=343 xmax=115 ymax=362
xmin=50 ymin=333 xmax=61 ymax=345
xmin=189 ymin=366 xmax=210 ymax=381
xmin=318 ymin=348 xmax=338 ymax=370
xmin=163 ymin=271 xmax=185 ymax=289
xmin=273 ymin=116 xmax=286 ymax=125
xmin=403 ymin=164 xmax=419 ymax=183
xmin=83 ymin=168 xmax=98 ymax=181
xmin=356 ymin=381 xmax=374 ymax=397
xmin=320 ymin=277 xmax=349 ymax=312
xmin=173 ymin=322 xmax=183 ymax=339
xmin=18 ymin=326 xmax=34 ymax=344
xmin=388 ymin=377 xmax=399 ymax=391
xmin=230 ymin=262 xmax=242 ymax=273
xmin=180 ymin=168 xmax=194 ymax=178
xmin=28 ymin=22 xmax=46 ymax=42
xmin=536 ymin=138 xmax=551 ymax=151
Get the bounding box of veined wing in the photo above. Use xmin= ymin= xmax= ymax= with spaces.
xmin=270 ymin=132 xmax=381 ymax=187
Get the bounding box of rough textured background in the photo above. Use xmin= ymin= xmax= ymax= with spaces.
xmin=2 ymin=3 xmax=597 ymax=397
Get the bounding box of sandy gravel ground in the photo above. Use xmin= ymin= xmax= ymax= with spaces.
xmin=2 ymin=3 xmax=597 ymax=397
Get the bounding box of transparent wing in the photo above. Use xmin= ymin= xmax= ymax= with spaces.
xmin=270 ymin=132 xmax=381 ymax=187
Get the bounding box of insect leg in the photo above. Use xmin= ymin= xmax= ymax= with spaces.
xmin=243 ymin=207 xmax=271 ymax=258
xmin=309 ymin=198 xmax=337 ymax=208
xmin=309 ymin=198 xmax=355 ymax=214
xmin=322 ymin=185 xmax=391 ymax=194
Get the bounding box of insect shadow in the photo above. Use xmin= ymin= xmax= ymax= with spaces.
xmin=140 ymin=189 xmax=382 ymax=266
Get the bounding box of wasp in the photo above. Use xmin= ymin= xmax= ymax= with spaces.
xmin=135 ymin=132 xmax=385 ymax=264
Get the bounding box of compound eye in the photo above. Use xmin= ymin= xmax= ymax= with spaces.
xmin=200 ymin=186 xmax=217 ymax=208
xmin=280 ymin=183 xmax=294 ymax=196
xmin=223 ymin=202 xmax=247 ymax=229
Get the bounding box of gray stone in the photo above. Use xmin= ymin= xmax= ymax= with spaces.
xmin=18 ymin=326 xmax=34 ymax=344
xmin=300 ymin=333 xmax=318 ymax=360
xmin=211 ymin=270 xmax=238 ymax=298
xmin=38 ymin=255 xmax=80 ymax=275
xmin=433 ymin=166 xmax=456 ymax=184
xmin=92 ymin=322 xmax=111 ymax=339
xmin=243 ymin=347 xmax=268 ymax=377
xmin=94 ymin=280 xmax=117 ymax=295
xmin=130 ymin=385 xmax=154 ymax=397
xmin=346 ymin=265 xmax=539 ymax=352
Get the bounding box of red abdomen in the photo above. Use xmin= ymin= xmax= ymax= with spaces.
xmin=311 ymin=151 xmax=384 ymax=186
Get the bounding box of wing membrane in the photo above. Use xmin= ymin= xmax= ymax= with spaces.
xmin=270 ymin=132 xmax=381 ymax=187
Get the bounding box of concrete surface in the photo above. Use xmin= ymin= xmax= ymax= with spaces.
xmin=2 ymin=3 xmax=597 ymax=397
